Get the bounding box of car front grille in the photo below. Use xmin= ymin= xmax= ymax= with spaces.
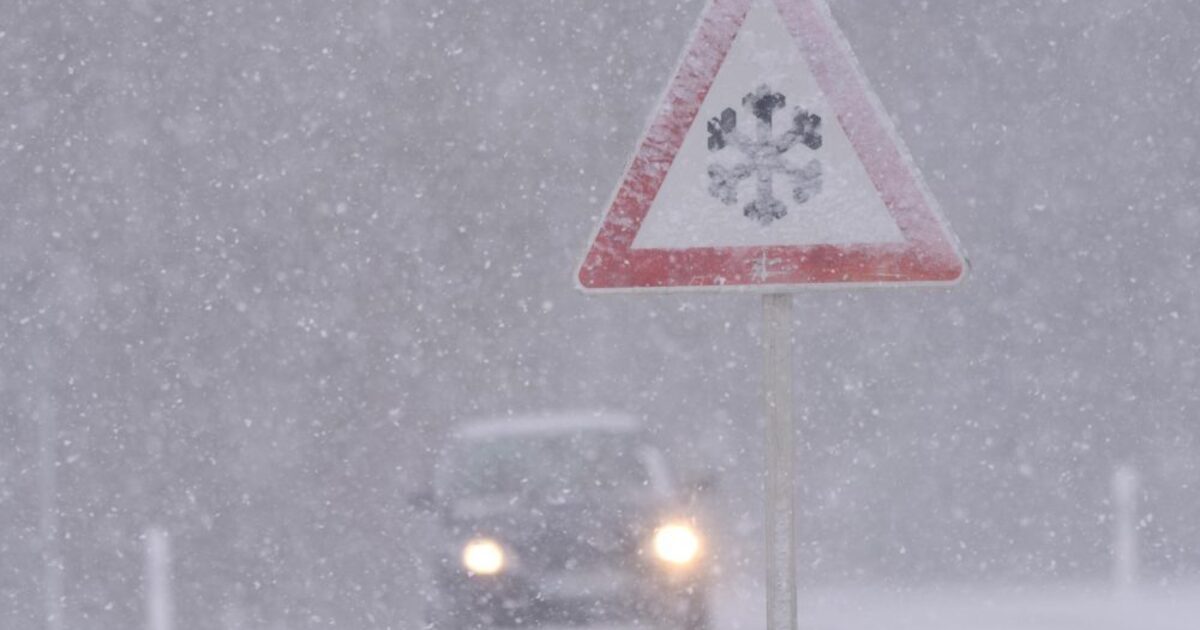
xmin=519 ymin=527 xmax=640 ymax=573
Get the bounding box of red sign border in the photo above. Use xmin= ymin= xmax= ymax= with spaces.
xmin=577 ymin=0 xmax=967 ymax=293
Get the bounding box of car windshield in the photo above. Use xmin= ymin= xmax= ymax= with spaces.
xmin=436 ymin=432 xmax=653 ymax=501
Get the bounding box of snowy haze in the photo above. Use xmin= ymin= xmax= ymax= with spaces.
xmin=2 ymin=1 xmax=1199 ymax=628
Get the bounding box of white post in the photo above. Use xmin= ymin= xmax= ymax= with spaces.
xmin=37 ymin=399 xmax=63 ymax=630
xmin=763 ymin=294 xmax=797 ymax=630
xmin=146 ymin=527 xmax=174 ymax=630
xmin=1112 ymin=466 xmax=1139 ymax=595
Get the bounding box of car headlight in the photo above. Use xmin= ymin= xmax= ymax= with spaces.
xmin=653 ymin=523 xmax=701 ymax=567
xmin=462 ymin=538 xmax=505 ymax=575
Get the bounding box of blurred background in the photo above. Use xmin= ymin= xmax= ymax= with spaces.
xmin=1 ymin=0 xmax=1199 ymax=628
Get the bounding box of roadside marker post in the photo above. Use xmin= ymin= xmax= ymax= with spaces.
xmin=1112 ymin=466 xmax=1140 ymax=595
xmin=576 ymin=1 xmax=966 ymax=628
xmin=146 ymin=527 xmax=174 ymax=630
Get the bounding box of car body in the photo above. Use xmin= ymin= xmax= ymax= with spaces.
xmin=422 ymin=412 xmax=711 ymax=629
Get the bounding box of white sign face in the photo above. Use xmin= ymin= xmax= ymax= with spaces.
xmin=632 ymin=0 xmax=903 ymax=251
xmin=577 ymin=0 xmax=966 ymax=292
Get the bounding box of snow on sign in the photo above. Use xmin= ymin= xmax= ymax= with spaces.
xmin=577 ymin=0 xmax=966 ymax=292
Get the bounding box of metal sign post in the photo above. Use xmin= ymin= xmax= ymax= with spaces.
xmin=763 ymin=293 xmax=797 ymax=630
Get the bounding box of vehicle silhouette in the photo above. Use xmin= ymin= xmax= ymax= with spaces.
xmin=419 ymin=412 xmax=711 ymax=629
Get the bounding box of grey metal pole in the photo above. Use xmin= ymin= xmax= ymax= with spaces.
xmin=763 ymin=293 xmax=797 ymax=630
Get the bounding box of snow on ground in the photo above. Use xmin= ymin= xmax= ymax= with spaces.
xmin=712 ymin=579 xmax=1200 ymax=630
xmin=529 ymin=579 xmax=1200 ymax=630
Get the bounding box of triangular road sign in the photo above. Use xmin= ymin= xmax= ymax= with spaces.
xmin=578 ymin=0 xmax=966 ymax=292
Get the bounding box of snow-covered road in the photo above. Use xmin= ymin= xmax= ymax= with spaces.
xmin=711 ymin=580 xmax=1200 ymax=630
xmin=528 ymin=579 xmax=1200 ymax=630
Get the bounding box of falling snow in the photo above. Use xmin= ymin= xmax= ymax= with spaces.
xmin=1 ymin=1 xmax=1200 ymax=629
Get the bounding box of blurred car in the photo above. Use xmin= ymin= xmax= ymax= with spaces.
xmin=418 ymin=412 xmax=711 ymax=629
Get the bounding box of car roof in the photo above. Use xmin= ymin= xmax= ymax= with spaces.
xmin=451 ymin=411 xmax=641 ymax=441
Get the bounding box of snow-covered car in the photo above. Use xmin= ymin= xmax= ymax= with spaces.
xmin=420 ymin=412 xmax=711 ymax=629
